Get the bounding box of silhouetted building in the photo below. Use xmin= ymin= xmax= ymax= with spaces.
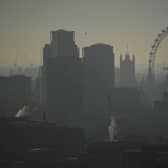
xmin=81 ymin=43 xmax=115 ymax=140
xmin=0 ymin=117 xmax=86 ymax=162
xmin=42 ymin=30 xmax=81 ymax=126
xmin=49 ymin=30 xmax=79 ymax=57
xmin=115 ymin=67 xmax=120 ymax=85
xmin=32 ymin=67 xmax=42 ymax=104
xmin=119 ymin=53 xmax=136 ymax=87
xmin=110 ymin=88 xmax=142 ymax=113
xmin=0 ymin=75 xmax=31 ymax=117
xmin=154 ymin=91 xmax=168 ymax=112
xmin=153 ymin=91 xmax=168 ymax=137
xmin=109 ymin=87 xmax=144 ymax=137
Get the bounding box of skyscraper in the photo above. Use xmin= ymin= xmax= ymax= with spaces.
xmin=42 ymin=30 xmax=81 ymax=126
xmin=81 ymin=43 xmax=115 ymax=140
xmin=82 ymin=43 xmax=115 ymax=92
xmin=43 ymin=30 xmax=79 ymax=59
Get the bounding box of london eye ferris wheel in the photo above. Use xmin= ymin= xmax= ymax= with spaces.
xmin=148 ymin=26 xmax=168 ymax=82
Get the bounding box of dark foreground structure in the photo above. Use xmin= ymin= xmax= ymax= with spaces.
xmin=0 ymin=117 xmax=86 ymax=167
xmin=1 ymin=118 xmax=168 ymax=168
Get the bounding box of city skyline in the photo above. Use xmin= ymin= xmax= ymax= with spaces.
xmin=0 ymin=0 xmax=168 ymax=67
xmin=1 ymin=1 xmax=168 ymax=167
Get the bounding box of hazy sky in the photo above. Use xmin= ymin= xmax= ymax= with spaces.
xmin=0 ymin=0 xmax=168 ymax=67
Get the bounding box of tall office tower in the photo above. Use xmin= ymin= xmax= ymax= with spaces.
xmin=43 ymin=30 xmax=79 ymax=60
xmin=42 ymin=30 xmax=81 ymax=126
xmin=119 ymin=53 xmax=136 ymax=87
xmin=81 ymin=43 xmax=115 ymax=140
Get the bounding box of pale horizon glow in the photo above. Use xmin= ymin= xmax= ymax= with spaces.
xmin=0 ymin=0 xmax=168 ymax=67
